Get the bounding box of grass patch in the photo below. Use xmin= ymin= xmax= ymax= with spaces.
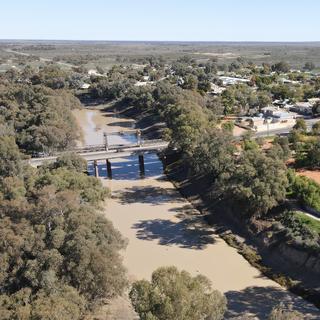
xmin=294 ymin=211 xmax=320 ymax=235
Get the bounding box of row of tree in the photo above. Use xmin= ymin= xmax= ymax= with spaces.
xmin=0 ymin=66 xmax=130 ymax=318
xmin=0 ymin=136 xmax=127 ymax=319
xmin=0 ymin=68 xmax=82 ymax=154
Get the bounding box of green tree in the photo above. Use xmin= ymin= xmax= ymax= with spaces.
xmin=293 ymin=118 xmax=307 ymax=133
xmin=191 ymin=128 xmax=235 ymax=179
xmin=0 ymin=286 xmax=86 ymax=320
xmin=240 ymin=131 xmax=259 ymax=151
xmin=0 ymin=289 xmax=32 ymax=320
xmin=221 ymin=121 xmax=234 ymax=133
xmin=129 ymin=266 xmax=227 ymax=320
xmin=304 ymin=141 xmax=320 ymax=168
xmin=221 ymin=90 xmax=236 ymax=115
xmin=198 ymin=80 xmax=211 ymax=93
xmin=312 ymin=121 xmax=320 ymax=135
xmin=303 ymin=62 xmax=315 ymax=71
xmin=287 ymin=170 xmax=320 ymax=211
xmin=163 ymin=100 xmax=208 ymax=154
xmin=31 ymin=286 xmax=86 ymax=320
xmin=271 ymin=84 xmax=295 ymax=100
xmin=269 ymin=136 xmax=291 ymax=160
xmin=53 ymin=152 xmax=87 ymax=171
xmin=0 ymin=160 xmax=127 ymax=318
xmin=242 ymin=137 xmax=259 ymax=151
xmin=0 ymin=84 xmax=81 ymax=154
xmin=257 ymin=91 xmax=272 ymax=109
xmin=312 ymin=101 xmax=320 ymax=117
xmin=271 ymin=61 xmax=290 ymax=73
xmin=182 ymin=74 xmax=198 ymax=90
xmin=0 ymin=136 xmax=24 ymax=179
xmin=220 ymin=149 xmax=288 ymax=216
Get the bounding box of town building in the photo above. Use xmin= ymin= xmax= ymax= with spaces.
xmin=219 ymin=76 xmax=250 ymax=86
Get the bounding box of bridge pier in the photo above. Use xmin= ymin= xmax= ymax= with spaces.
xmin=93 ymin=160 xmax=99 ymax=178
xmin=138 ymin=154 xmax=145 ymax=178
xmin=106 ymin=159 xmax=112 ymax=179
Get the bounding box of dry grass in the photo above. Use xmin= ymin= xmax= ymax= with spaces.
xmin=296 ymin=169 xmax=320 ymax=184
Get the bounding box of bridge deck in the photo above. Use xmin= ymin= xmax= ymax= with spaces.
xmin=29 ymin=140 xmax=169 ymax=167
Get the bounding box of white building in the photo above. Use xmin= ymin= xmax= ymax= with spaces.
xmin=219 ymin=76 xmax=250 ymax=86
xmin=210 ymin=83 xmax=226 ymax=95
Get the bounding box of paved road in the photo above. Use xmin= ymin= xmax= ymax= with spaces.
xmin=236 ymin=119 xmax=319 ymax=139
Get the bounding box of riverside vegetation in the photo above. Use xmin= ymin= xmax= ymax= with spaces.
xmin=86 ymin=56 xmax=320 ymax=309
xmin=0 ymin=55 xmax=317 ymax=318
xmin=0 ymin=68 xmax=127 ymax=319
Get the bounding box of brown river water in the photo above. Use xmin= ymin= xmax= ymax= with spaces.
xmin=72 ymin=107 xmax=320 ymax=319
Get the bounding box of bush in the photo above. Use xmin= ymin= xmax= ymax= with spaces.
xmin=221 ymin=121 xmax=234 ymax=133
xmin=53 ymin=152 xmax=88 ymax=172
xmin=129 ymin=266 xmax=227 ymax=320
xmin=276 ymin=211 xmax=320 ymax=253
xmin=287 ymin=170 xmax=320 ymax=212
xmin=268 ymin=303 xmax=303 ymax=320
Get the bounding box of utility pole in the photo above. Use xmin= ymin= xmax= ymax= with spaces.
xmin=103 ymin=132 xmax=109 ymax=151
xmin=94 ymin=160 xmax=99 ymax=178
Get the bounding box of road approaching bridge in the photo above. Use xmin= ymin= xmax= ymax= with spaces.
xmin=29 ymin=139 xmax=169 ymax=168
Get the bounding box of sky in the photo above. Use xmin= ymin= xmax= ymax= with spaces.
xmin=1 ymin=0 xmax=320 ymax=42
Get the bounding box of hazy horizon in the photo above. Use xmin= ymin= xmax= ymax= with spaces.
xmin=2 ymin=39 xmax=320 ymax=44
xmin=1 ymin=0 xmax=320 ymax=42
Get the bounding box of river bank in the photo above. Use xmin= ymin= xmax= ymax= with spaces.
xmin=164 ymin=155 xmax=320 ymax=309
xmin=72 ymin=105 xmax=320 ymax=319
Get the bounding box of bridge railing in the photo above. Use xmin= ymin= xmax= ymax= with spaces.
xmin=31 ymin=140 xmax=168 ymax=158
xmin=75 ymin=139 xmax=167 ymax=152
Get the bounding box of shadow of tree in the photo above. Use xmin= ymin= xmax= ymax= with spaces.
xmin=225 ymin=286 xmax=320 ymax=319
xmin=169 ymin=203 xmax=198 ymax=215
xmin=106 ymin=120 xmax=135 ymax=128
xmin=132 ymin=206 xmax=216 ymax=249
xmin=113 ymin=185 xmax=185 ymax=205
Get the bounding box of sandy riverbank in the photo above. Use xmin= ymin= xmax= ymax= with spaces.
xmin=72 ymin=108 xmax=135 ymax=146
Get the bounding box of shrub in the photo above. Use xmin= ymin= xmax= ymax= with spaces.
xmin=129 ymin=266 xmax=227 ymax=320
xmin=268 ymin=303 xmax=303 ymax=320
xmin=287 ymin=170 xmax=320 ymax=212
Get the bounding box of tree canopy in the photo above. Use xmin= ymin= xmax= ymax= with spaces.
xmin=219 ymin=149 xmax=288 ymax=216
xmin=0 ymin=145 xmax=127 ymax=319
xmin=0 ymin=82 xmax=81 ymax=154
xmin=129 ymin=266 xmax=227 ymax=320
